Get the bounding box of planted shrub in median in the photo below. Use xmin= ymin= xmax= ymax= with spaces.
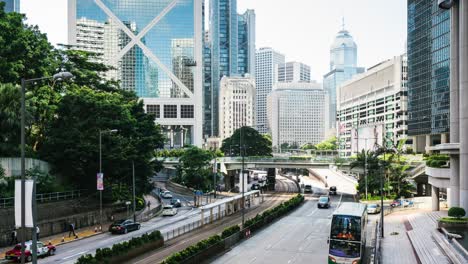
xmin=448 ymin=207 xmax=466 ymax=219
xmin=75 ymin=230 xmax=163 ymax=264
xmin=221 ymin=225 xmax=241 ymax=239
xmin=161 ymin=235 xmax=222 ymax=264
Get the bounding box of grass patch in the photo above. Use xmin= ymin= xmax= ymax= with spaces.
xmin=360 ymin=196 xmax=394 ymax=201
xmin=439 ymin=217 xmax=468 ymax=224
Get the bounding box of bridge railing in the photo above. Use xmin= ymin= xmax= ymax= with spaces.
xmin=0 ymin=189 xmax=88 ymax=208
xmin=158 ymin=156 xmax=350 ymax=164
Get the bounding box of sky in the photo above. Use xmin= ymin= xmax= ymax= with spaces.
xmin=21 ymin=0 xmax=407 ymax=81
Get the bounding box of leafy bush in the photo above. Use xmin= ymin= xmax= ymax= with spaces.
xmin=289 ymin=156 xmax=311 ymax=161
xmin=221 ymin=225 xmax=240 ymax=239
xmin=75 ymin=230 xmax=163 ymax=264
xmin=161 ymin=235 xmax=222 ymax=264
xmin=448 ymin=207 xmax=466 ymax=218
xmin=425 ymin=154 xmax=449 ymax=168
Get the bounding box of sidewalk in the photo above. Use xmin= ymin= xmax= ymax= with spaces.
xmin=0 ymin=223 xmax=109 ymax=259
xmin=381 ymin=211 xmax=419 ymax=264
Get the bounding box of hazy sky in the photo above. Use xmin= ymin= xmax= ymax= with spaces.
xmin=21 ymin=0 xmax=407 ymax=80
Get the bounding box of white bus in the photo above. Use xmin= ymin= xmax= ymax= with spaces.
xmin=328 ymin=202 xmax=367 ymax=264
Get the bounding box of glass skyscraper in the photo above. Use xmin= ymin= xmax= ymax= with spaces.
xmin=69 ymin=0 xmax=204 ymax=147
xmin=407 ymin=0 xmax=450 ymax=145
xmin=323 ymin=27 xmax=364 ymax=136
xmin=1 ymin=0 xmax=19 ymax=12
xmin=204 ymin=0 xmax=255 ymax=137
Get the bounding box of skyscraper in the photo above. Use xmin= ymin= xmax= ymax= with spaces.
xmin=276 ymin=62 xmax=311 ymax=83
xmin=69 ymin=0 xmax=203 ymax=147
xmin=323 ymin=25 xmax=364 ymax=137
xmin=255 ymin=47 xmax=285 ymax=134
xmin=1 ymin=0 xmax=19 ymax=13
xmin=407 ymin=0 xmax=450 ymax=152
xmin=204 ymin=0 xmax=255 ymax=137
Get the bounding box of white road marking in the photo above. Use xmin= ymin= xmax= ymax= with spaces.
xmin=62 ymin=251 xmax=88 ymax=260
xmin=307 ymin=208 xmax=318 ymax=217
xmin=249 ymin=257 xmax=257 ymax=263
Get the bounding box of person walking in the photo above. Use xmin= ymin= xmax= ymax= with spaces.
xmin=10 ymin=228 xmax=17 ymax=245
xmin=68 ymin=223 xmax=77 ymax=238
xmin=147 ymin=201 xmax=151 ymax=210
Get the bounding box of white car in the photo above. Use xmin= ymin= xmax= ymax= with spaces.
xmin=162 ymin=205 xmax=178 ymax=216
xmin=161 ymin=191 xmax=173 ymax=199
xmin=367 ymin=203 xmax=381 ymax=214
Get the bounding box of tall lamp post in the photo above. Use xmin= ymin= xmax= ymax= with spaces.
xmin=98 ymin=129 xmax=118 ymax=229
xmin=20 ymin=72 xmax=73 ymax=264
xmin=240 ymin=126 xmax=245 ymax=228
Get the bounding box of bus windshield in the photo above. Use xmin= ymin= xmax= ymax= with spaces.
xmin=330 ymin=215 xmax=361 ymax=241
xmin=329 ymin=240 xmax=360 ymax=258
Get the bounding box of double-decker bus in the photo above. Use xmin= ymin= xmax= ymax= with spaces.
xmin=328 ymin=202 xmax=367 ymax=264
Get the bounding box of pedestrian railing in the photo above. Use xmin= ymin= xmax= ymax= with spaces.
xmin=0 ymin=189 xmax=88 ymax=208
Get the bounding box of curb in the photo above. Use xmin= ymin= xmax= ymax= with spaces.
xmin=54 ymin=231 xmax=106 ymax=247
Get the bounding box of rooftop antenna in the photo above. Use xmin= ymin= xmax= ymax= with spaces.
xmin=341 ymin=17 xmax=345 ymax=31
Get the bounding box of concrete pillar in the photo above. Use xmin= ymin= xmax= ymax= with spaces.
xmin=460 ymin=0 xmax=468 ymax=211
xmin=432 ymin=185 xmax=440 ymax=211
xmin=425 ymin=135 xmax=432 ymax=154
xmin=201 ymin=209 xmax=204 ymax=225
xmin=210 ymin=208 xmax=213 ymax=223
xmin=449 ymin=2 xmax=461 ymax=208
xmin=417 ymin=183 xmax=424 ymax=196
xmin=218 ymin=205 xmax=221 ymax=219
xmin=441 ymin=133 xmax=449 ymax=144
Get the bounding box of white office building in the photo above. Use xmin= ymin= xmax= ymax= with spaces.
xmin=219 ymin=76 xmax=255 ymax=140
xmin=276 ymin=61 xmax=311 ymax=83
xmin=255 ymin=47 xmax=285 ymax=134
xmin=337 ymin=54 xmax=408 ymax=157
xmin=267 ymin=82 xmax=326 ymax=149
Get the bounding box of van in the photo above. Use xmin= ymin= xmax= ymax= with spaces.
xmin=162 ymin=205 xmax=177 ymax=216
xmin=304 ymin=185 xmax=313 ymax=193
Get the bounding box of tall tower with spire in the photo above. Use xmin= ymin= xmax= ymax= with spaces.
xmin=323 ymin=22 xmax=364 ymax=138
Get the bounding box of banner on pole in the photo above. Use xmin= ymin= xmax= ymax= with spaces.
xmin=14 ymin=180 xmax=34 ymax=228
xmin=97 ymin=173 xmax=104 ymax=190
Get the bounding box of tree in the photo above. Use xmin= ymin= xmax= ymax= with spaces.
xmin=315 ymin=136 xmax=337 ymax=150
xmin=176 ymin=146 xmax=214 ymax=190
xmin=221 ymin=127 xmax=272 ymax=156
xmin=301 ymin=143 xmax=316 ymax=150
xmin=0 ymin=83 xmax=21 ymax=156
xmin=350 ymin=150 xmax=383 ymax=197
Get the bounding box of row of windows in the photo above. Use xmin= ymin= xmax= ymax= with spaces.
xmin=146 ymin=104 xmax=194 ymax=119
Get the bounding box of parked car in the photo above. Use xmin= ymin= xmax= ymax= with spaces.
xmin=171 ymin=198 xmax=182 ymax=207
xmin=367 ymin=203 xmax=381 ymax=214
xmin=109 ymin=219 xmax=141 ymax=234
xmin=5 ymin=241 xmax=56 ymax=262
xmin=317 ymin=196 xmax=331 ymax=208
xmin=251 ymin=183 xmax=260 ymax=190
xmin=329 ymin=186 xmax=337 ymax=195
xmin=390 ymin=199 xmax=413 ymax=208
xmin=162 ymin=205 xmax=178 ymax=216
xmin=161 ymin=191 xmax=173 ymax=199
xmin=304 ymin=185 xmax=313 ymax=193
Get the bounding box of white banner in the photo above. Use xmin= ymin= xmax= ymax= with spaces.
xmin=15 ymin=180 xmax=34 ymax=228
xmin=97 ymin=173 xmax=104 ymax=191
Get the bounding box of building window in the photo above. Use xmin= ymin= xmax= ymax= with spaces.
xmin=164 ymin=105 xmax=177 ymax=118
xmin=146 ymin=104 xmax=160 ymax=118
xmin=181 ymin=105 xmax=194 ymax=118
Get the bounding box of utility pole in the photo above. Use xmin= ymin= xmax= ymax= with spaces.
xmin=241 ymin=127 xmax=245 ymax=228
xmin=380 ymin=150 xmax=385 ymax=238
xmin=132 ymin=160 xmax=136 ymax=222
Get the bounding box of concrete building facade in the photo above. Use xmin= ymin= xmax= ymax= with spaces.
xmin=337 ymin=55 xmax=409 ymax=157
xmin=218 ymin=76 xmax=255 ymax=140
xmin=267 ymin=82 xmax=325 ymax=150
xmin=255 ymin=47 xmax=285 ymax=134
xmin=276 ymin=62 xmax=311 ymax=83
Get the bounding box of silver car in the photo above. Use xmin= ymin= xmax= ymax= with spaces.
xmin=367 ymin=203 xmax=381 ymax=214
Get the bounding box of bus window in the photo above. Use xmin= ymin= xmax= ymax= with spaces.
xmin=330 ymin=215 xmax=361 ymax=241
xmin=329 ymin=240 xmax=360 ymax=258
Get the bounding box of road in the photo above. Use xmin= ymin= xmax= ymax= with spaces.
xmin=212 ymin=194 xmax=355 ymax=264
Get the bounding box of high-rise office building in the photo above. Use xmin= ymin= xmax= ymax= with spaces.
xmin=323 ymin=26 xmax=364 ymax=137
xmin=407 ymin=0 xmax=450 ymax=152
xmin=276 ymin=61 xmax=311 ymax=83
xmin=219 ymin=76 xmax=255 ymax=140
xmin=205 ymin=0 xmax=255 ymax=137
xmin=267 ymin=82 xmax=325 ymax=149
xmin=337 ymin=55 xmax=409 ymax=157
xmin=1 ymin=0 xmax=19 ymax=13
xmin=255 ymin=47 xmax=285 ymax=134
xmin=69 ymin=0 xmax=203 ymax=147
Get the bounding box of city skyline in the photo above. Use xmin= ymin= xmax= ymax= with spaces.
xmin=21 ymin=0 xmax=406 ymax=80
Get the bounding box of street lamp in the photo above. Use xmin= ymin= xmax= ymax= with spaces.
xmin=98 ymin=129 xmax=118 ymax=229
xmin=20 ymin=72 xmax=73 ymax=264
xmin=240 ymin=126 xmax=245 ymax=228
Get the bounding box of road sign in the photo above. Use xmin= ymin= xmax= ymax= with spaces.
xmin=97 ymin=173 xmax=104 ymax=190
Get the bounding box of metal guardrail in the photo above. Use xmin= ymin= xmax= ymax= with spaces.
xmin=0 ymin=189 xmax=88 ymax=208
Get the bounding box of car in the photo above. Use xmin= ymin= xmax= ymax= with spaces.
xmin=367 ymin=203 xmax=381 ymax=214
xmin=251 ymin=183 xmax=260 ymax=190
xmin=171 ymin=198 xmax=182 ymax=207
xmin=390 ymin=199 xmax=413 ymax=208
xmin=317 ymin=196 xmax=331 ymax=208
xmin=304 ymin=185 xmax=313 ymax=193
xmin=161 ymin=191 xmax=173 ymax=199
xmin=109 ymin=219 xmax=141 ymax=234
xmin=162 ymin=205 xmax=178 ymax=216
xmin=5 ymin=241 xmax=56 ymax=262
xmin=329 ymin=186 xmax=337 ymax=195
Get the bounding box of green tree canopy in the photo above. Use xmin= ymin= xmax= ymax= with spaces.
xmin=221 ymin=127 xmax=272 ymax=157
xmin=175 ymin=146 xmax=214 ymax=190
xmin=0 ymin=83 xmax=21 ymax=156
xmin=315 ymin=136 xmax=337 ymax=150
xmin=301 ymin=143 xmax=316 ymax=150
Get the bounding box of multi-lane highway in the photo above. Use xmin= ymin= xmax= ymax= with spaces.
xmin=212 ymin=194 xmax=354 ymax=264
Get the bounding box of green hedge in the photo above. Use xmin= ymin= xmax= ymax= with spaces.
xmin=448 ymin=207 xmax=466 ymax=218
xmin=425 ymin=154 xmax=449 ymax=168
xmin=221 ymin=225 xmax=241 ymax=239
xmin=245 ymin=194 xmax=304 ymax=233
xmin=161 ymin=235 xmax=222 ymax=264
xmin=75 ymin=230 xmax=163 ymax=264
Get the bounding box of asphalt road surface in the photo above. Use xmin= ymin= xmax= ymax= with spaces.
xmin=212 ymin=194 xmax=355 ymax=264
